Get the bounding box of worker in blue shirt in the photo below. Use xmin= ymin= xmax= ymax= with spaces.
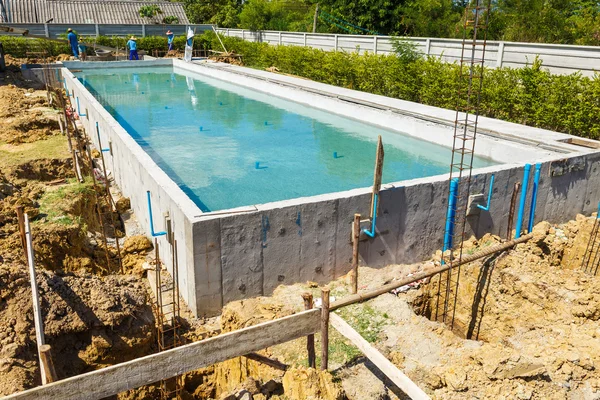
xmin=166 ymin=30 xmax=174 ymax=52
xmin=67 ymin=28 xmax=79 ymax=58
xmin=126 ymin=36 xmax=139 ymax=60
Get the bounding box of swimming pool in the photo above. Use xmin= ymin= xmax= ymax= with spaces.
xmin=75 ymin=66 xmax=495 ymax=212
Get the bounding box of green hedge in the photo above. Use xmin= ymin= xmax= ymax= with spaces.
xmin=205 ymin=33 xmax=600 ymax=139
xmin=1 ymin=37 xmax=71 ymax=58
xmin=0 ymin=35 xmax=211 ymax=57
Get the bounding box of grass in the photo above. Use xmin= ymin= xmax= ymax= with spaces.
xmin=0 ymin=136 xmax=70 ymax=169
xmin=37 ymin=177 xmax=95 ymax=227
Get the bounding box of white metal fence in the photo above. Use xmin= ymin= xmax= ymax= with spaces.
xmin=216 ymin=28 xmax=599 ymax=77
xmin=1 ymin=23 xmax=214 ymax=39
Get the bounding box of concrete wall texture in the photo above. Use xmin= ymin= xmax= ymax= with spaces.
xmin=61 ymin=59 xmax=600 ymax=317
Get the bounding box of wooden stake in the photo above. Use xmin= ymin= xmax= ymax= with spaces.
xmin=320 ymin=287 xmax=330 ymax=371
xmin=39 ymin=345 xmax=58 ymax=383
xmin=302 ymin=293 xmax=316 ymax=368
xmin=312 ymin=3 xmax=319 ymax=33
xmin=24 ymin=214 xmax=47 ymax=384
xmin=16 ymin=205 xmax=26 ymax=252
xmin=370 ymin=136 xmax=384 ymax=219
xmin=351 ymin=213 xmax=361 ymax=294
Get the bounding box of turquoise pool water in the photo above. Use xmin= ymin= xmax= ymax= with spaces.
xmin=75 ymin=67 xmax=495 ymax=212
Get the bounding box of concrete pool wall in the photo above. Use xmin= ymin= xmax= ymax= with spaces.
xmin=62 ymin=59 xmax=600 ymax=317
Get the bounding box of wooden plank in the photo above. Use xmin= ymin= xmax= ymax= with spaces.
xmin=5 ymin=309 xmax=321 ymax=400
xmin=370 ymin=136 xmax=384 ymax=219
xmin=24 ymin=214 xmax=47 ymax=385
xmin=329 ymin=313 xmax=430 ymax=400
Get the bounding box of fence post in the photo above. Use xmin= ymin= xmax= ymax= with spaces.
xmin=373 ymin=36 xmax=378 ymax=54
xmin=16 ymin=205 xmax=26 ymax=252
xmin=95 ymin=23 xmax=99 ymax=37
xmin=241 ymin=29 xmax=245 ymax=40
xmin=141 ymin=24 xmax=146 ymax=38
xmin=278 ymin=31 xmax=282 ymax=45
xmin=351 ymin=213 xmax=361 ymax=294
xmin=496 ymin=41 xmax=505 ymax=68
xmin=425 ymin=38 xmax=431 ymax=55
xmin=39 ymin=345 xmax=58 ymax=383
xmin=302 ymin=293 xmax=316 ymax=369
xmin=303 ymin=32 xmax=307 ymax=47
xmin=44 ymin=23 xmax=49 ymax=38
xmin=226 ymin=28 xmax=229 ymax=37
xmin=320 ymin=287 xmax=330 ymax=371
xmin=334 ymin=34 xmax=338 ymax=51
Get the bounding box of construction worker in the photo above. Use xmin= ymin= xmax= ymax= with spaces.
xmin=126 ymin=36 xmax=139 ymax=60
xmin=67 ymin=28 xmax=79 ymax=58
xmin=78 ymin=38 xmax=87 ymax=61
xmin=166 ymin=30 xmax=174 ymax=52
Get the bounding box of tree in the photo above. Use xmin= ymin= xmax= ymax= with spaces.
xmin=139 ymin=5 xmax=163 ymax=24
xmin=183 ymin=0 xmax=243 ymax=27
xmin=163 ymin=15 xmax=180 ymax=24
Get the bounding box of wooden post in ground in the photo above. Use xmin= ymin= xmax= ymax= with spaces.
xmin=312 ymin=3 xmax=319 ymax=33
xmin=320 ymin=287 xmax=330 ymax=371
xmin=24 ymin=214 xmax=48 ymax=384
xmin=15 ymin=205 xmax=26 ymax=252
xmin=39 ymin=345 xmax=58 ymax=383
xmin=302 ymin=293 xmax=316 ymax=368
xmin=370 ymin=136 xmax=384 ymax=220
xmin=351 ymin=213 xmax=361 ymax=294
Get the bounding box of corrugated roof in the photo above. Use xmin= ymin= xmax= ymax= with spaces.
xmin=1 ymin=0 xmax=190 ymax=24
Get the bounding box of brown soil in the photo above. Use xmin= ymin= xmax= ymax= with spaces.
xmin=0 ymin=263 xmax=153 ymax=395
xmin=0 ymin=64 xmax=158 ymax=397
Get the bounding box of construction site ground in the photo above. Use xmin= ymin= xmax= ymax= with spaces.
xmin=0 ymin=57 xmax=599 ymax=400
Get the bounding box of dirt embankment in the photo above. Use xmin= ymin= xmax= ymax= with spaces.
xmin=0 ymin=264 xmax=153 ymax=395
xmin=0 ymin=66 xmax=157 ymax=396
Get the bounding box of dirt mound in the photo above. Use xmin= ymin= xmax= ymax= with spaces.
xmin=0 ymin=85 xmax=61 ymax=144
xmin=7 ymin=158 xmax=74 ymax=183
xmin=0 ymin=264 xmax=153 ymax=395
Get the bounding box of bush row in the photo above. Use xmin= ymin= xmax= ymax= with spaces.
xmin=0 ymin=35 xmax=211 ymax=57
xmin=205 ymin=34 xmax=600 ymax=139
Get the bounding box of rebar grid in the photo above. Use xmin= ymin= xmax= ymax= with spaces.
xmin=581 ymin=210 xmax=600 ymax=276
xmin=434 ymin=0 xmax=493 ymax=330
xmin=154 ymin=239 xmax=183 ymax=399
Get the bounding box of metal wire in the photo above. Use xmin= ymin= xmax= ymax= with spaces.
xmin=581 ymin=210 xmax=600 ymax=276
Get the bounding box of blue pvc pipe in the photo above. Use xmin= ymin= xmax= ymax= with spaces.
xmin=477 ymin=174 xmax=495 ymax=211
xmin=63 ymin=80 xmax=71 ymax=96
xmin=515 ymin=164 xmax=532 ymax=239
xmin=443 ymin=178 xmax=459 ymax=253
xmin=363 ymin=193 xmax=378 ymax=238
xmin=95 ymin=122 xmax=110 ymax=152
xmin=147 ymin=191 xmax=167 ymax=237
xmin=527 ymin=163 xmax=542 ymax=232
xmin=76 ymin=97 xmax=86 ymax=116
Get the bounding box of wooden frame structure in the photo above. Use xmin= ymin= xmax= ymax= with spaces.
xmin=6 ymin=310 xmax=320 ymax=400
